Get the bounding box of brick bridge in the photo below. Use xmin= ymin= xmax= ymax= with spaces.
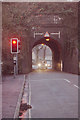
xmin=2 ymin=2 xmax=79 ymax=74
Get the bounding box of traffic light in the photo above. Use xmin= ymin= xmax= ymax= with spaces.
xmin=18 ymin=40 xmax=21 ymax=53
xmin=11 ymin=38 xmax=18 ymax=53
xmin=45 ymin=37 xmax=50 ymax=41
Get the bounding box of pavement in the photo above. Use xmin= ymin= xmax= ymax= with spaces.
xmin=26 ymin=71 xmax=78 ymax=118
xmin=2 ymin=74 xmax=26 ymax=119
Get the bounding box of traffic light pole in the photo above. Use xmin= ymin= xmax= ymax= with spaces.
xmin=14 ymin=62 xmax=16 ymax=78
xmin=13 ymin=53 xmax=18 ymax=78
xmin=16 ymin=54 xmax=18 ymax=75
xmin=13 ymin=54 xmax=16 ymax=78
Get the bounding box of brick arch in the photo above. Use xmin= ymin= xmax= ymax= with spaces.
xmin=32 ymin=37 xmax=62 ymax=62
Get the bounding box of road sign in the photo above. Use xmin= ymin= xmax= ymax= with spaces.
xmin=44 ymin=32 xmax=50 ymax=41
xmin=44 ymin=32 xmax=50 ymax=37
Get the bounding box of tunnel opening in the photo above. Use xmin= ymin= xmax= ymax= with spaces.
xmin=32 ymin=37 xmax=62 ymax=72
xmin=32 ymin=44 xmax=52 ymax=71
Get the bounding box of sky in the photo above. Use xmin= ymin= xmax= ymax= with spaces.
xmin=32 ymin=44 xmax=52 ymax=61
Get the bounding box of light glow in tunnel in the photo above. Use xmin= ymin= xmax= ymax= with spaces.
xmin=32 ymin=44 xmax=52 ymax=70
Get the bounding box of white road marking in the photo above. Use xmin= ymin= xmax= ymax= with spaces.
xmin=30 ymin=79 xmax=64 ymax=81
xmin=64 ymin=79 xmax=70 ymax=83
xmin=74 ymin=84 xmax=79 ymax=89
xmin=28 ymin=76 xmax=31 ymax=118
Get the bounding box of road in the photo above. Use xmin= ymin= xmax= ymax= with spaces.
xmin=26 ymin=71 xmax=78 ymax=118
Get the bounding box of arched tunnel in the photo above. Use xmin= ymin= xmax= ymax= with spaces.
xmin=32 ymin=37 xmax=62 ymax=71
xmin=17 ymin=35 xmax=78 ymax=74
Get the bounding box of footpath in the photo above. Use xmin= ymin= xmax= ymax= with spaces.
xmin=2 ymin=74 xmax=26 ymax=119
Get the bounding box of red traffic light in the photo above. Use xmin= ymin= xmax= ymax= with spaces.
xmin=11 ymin=38 xmax=18 ymax=53
xmin=12 ymin=40 xmax=17 ymax=44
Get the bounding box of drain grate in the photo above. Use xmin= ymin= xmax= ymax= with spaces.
xmin=19 ymin=102 xmax=32 ymax=118
xmin=20 ymin=103 xmax=32 ymax=111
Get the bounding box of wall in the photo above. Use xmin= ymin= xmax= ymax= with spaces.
xmin=2 ymin=2 xmax=78 ymax=75
xmin=0 ymin=2 xmax=2 ymax=77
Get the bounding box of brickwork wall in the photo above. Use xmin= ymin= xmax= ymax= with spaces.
xmin=2 ymin=2 xmax=78 ymax=74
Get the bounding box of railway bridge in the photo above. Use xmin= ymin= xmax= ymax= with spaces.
xmin=2 ymin=2 xmax=78 ymax=74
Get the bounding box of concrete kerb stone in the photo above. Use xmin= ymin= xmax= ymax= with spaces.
xmin=14 ymin=75 xmax=26 ymax=118
xmin=18 ymin=74 xmax=31 ymax=118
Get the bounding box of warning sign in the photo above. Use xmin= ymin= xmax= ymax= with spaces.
xmin=44 ymin=32 xmax=50 ymax=37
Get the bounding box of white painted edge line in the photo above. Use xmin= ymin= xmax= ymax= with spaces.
xmin=74 ymin=84 xmax=80 ymax=89
xmin=64 ymin=79 xmax=70 ymax=83
xmin=14 ymin=75 xmax=26 ymax=118
xmin=29 ymin=76 xmax=31 ymax=118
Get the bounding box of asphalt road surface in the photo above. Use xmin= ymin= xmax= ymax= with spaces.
xmin=27 ymin=71 xmax=78 ymax=118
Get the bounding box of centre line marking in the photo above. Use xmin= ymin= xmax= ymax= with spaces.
xmin=64 ymin=79 xmax=70 ymax=83
xmin=30 ymin=79 xmax=64 ymax=81
xmin=74 ymin=84 xmax=79 ymax=89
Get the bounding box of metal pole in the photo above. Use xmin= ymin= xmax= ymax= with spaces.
xmin=16 ymin=54 xmax=18 ymax=75
xmin=13 ymin=54 xmax=16 ymax=78
xmin=14 ymin=63 xmax=16 ymax=78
